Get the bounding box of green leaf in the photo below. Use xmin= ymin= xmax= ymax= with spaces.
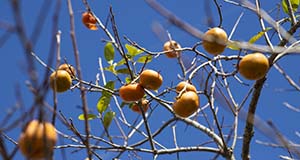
xmin=248 ymin=28 xmax=272 ymax=44
xmin=125 ymin=44 xmax=144 ymax=56
xmin=227 ymin=41 xmax=240 ymax=50
xmin=97 ymin=81 xmax=114 ymax=114
xmin=103 ymin=81 xmax=115 ymax=96
xmin=78 ymin=113 xmax=97 ymax=120
xmin=104 ymin=42 xmax=115 ymax=64
xmin=104 ymin=64 xmax=117 ymax=75
xmin=97 ymin=95 xmax=111 ymax=114
xmin=137 ymin=55 xmax=152 ymax=63
xmin=117 ymin=68 xmax=131 ymax=75
xmin=282 ymin=0 xmax=299 ymax=14
xmin=116 ymin=58 xmax=126 ymax=66
xmin=103 ymin=111 xmax=115 ymax=129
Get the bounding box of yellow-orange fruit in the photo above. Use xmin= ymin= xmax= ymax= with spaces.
xmin=173 ymin=91 xmax=199 ymax=118
xmin=131 ymin=99 xmax=149 ymax=114
xmin=82 ymin=12 xmax=98 ymax=30
xmin=49 ymin=70 xmax=72 ymax=93
xmin=238 ymin=52 xmax=269 ymax=80
xmin=163 ymin=40 xmax=182 ymax=58
xmin=202 ymin=27 xmax=228 ymax=56
xmin=176 ymin=81 xmax=197 ymax=93
xmin=58 ymin=63 xmax=76 ymax=78
xmin=18 ymin=120 xmax=57 ymax=159
xmin=139 ymin=69 xmax=163 ymax=90
xmin=119 ymin=83 xmax=145 ymax=102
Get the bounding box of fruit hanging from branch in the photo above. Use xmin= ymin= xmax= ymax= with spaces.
xmin=119 ymin=83 xmax=145 ymax=102
xmin=18 ymin=120 xmax=57 ymax=159
xmin=163 ymin=40 xmax=182 ymax=58
xmin=139 ymin=69 xmax=163 ymax=90
xmin=238 ymin=52 xmax=269 ymax=80
xmin=202 ymin=27 xmax=228 ymax=56
xmin=49 ymin=70 xmax=72 ymax=93
xmin=173 ymin=91 xmax=199 ymax=118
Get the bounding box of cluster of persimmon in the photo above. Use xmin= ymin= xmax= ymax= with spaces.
xmin=173 ymin=81 xmax=199 ymax=118
xmin=18 ymin=120 xmax=57 ymax=159
xmin=119 ymin=69 xmax=163 ymax=113
xmin=82 ymin=11 xmax=98 ymax=30
xmin=201 ymin=27 xmax=269 ymax=80
xmin=49 ymin=63 xmax=76 ymax=93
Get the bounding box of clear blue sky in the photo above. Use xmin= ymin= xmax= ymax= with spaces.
xmin=1 ymin=0 xmax=300 ymax=160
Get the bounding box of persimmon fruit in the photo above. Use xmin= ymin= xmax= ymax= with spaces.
xmin=58 ymin=63 xmax=76 ymax=78
xmin=202 ymin=27 xmax=228 ymax=56
xmin=49 ymin=70 xmax=72 ymax=93
xmin=139 ymin=69 xmax=163 ymax=90
xmin=238 ymin=52 xmax=269 ymax=80
xmin=173 ymin=91 xmax=199 ymax=118
xmin=163 ymin=40 xmax=182 ymax=58
xmin=131 ymin=99 xmax=149 ymax=114
xmin=176 ymin=81 xmax=197 ymax=93
xmin=82 ymin=12 xmax=98 ymax=30
xmin=18 ymin=120 xmax=57 ymax=159
xmin=119 ymin=83 xmax=145 ymax=102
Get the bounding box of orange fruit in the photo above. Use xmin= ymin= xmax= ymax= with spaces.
xmin=82 ymin=12 xmax=98 ymax=30
xmin=163 ymin=40 xmax=182 ymax=58
xmin=173 ymin=91 xmax=199 ymax=118
xmin=238 ymin=52 xmax=269 ymax=80
xmin=119 ymin=83 xmax=145 ymax=102
xmin=176 ymin=81 xmax=197 ymax=93
xmin=139 ymin=69 xmax=163 ymax=90
xmin=49 ymin=70 xmax=72 ymax=93
xmin=58 ymin=63 xmax=76 ymax=78
xmin=18 ymin=120 xmax=57 ymax=159
xmin=202 ymin=27 xmax=228 ymax=56
xmin=131 ymin=99 xmax=149 ymax=114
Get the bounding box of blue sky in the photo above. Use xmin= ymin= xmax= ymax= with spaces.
xmin=1 ymin=0 xmax=300 ymax=160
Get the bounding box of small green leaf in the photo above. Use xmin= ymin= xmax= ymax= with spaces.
xmin=227 ymin=41 xmax=240 ymax=50
xmin=104 ymin=42 xmax=115 ymax=64
xmin=103 ymin=111 xmax=115 ymax=129
xmin=282 ymin=0 xmax=299 ymax=14
xmin=116 ymin=58 xmax=126 ymax=66
xmin=125 ymin=44 xmax=144 ymax=56
xmin=125 ymin=76 xmax=132 ymax=84
xmin=137 ymin=55 xmax=152 ymax=63
xmin=104 ymin=64 xmax=117 ymax=75
xmin=117 ymin=68 xmax=131 ymax=75
xmin=97 ymin=95 xmax=111 ymax=114
xmin=97 ymin=81 xmax=114 ymax=114
xmin=78 ymin=113 xmax=97 ymax=120
xmin=249 ymin=28 xmax=272 ymax=44
xmin=103 ymin=81 xmax=115 ymax=96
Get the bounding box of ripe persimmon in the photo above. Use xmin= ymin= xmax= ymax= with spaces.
xmin=50 ymin=70 xmax=72 ymax=93
xmin=131 ymin=99 xmax=149 ymax=114
xmin=238 ymin=52 xmax=269 ymax=80
xmin=163 ymin=40 xmax=182 ymax=58
xmin=82 ymin=12 xmax=98 ymax=30
xmin=58 ymin=63 xmax=76 ymax=78
xmin=173 ymin=91 xmax=199 ymax=118
xmin=139 ymin=69 xmax=163 ymax=90
xmin=202 ymin=27 xmax=228 ymax=56
xmin=119 ymin=83 xmax=145 ymax=102
xmin=176 ymin=81 xmax=197 ymax=93
xmin=18 ymin=120 xmax=57 ymax=159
